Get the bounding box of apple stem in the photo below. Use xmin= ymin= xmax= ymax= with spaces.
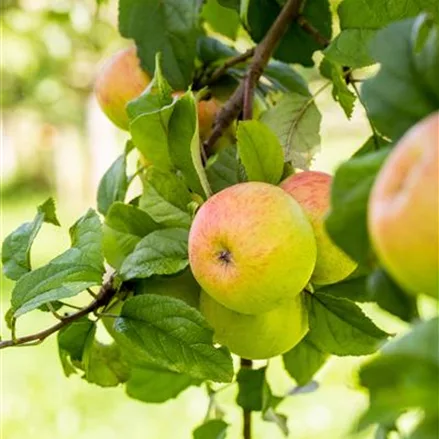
xmin=240 ymin=357 xmax=253 ymax=439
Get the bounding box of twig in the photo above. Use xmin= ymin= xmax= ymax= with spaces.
xmin=204 ymin=0 xmax=305 ymax=150
xmin=241 ymin=358 xmax=253 ymax=439
xmin=208 ymin=48 xmax=255 ymax=85
xmin=0 ymin=279 xmax=117 ymax=350
xmin=297 ymin=15 xmax=330 ymax=48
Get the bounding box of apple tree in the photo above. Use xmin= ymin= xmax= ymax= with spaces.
xmin=1 ymin=0 xmax=438 ymax=438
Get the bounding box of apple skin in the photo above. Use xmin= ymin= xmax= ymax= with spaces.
xmin=188 ymin=182 xmax=317 ymax=315
xmin=368 ymin=112 xmax=439 ymax=298
xmin=280 ymin=171 xmax=357 ymax=285
xmin=95 ymin=47 xmax=151 ymax=130
xmin=200 ymin=290 xmax=308 ymax=360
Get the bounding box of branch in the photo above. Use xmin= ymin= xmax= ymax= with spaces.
xmin=204 ymin=0 xmax=305 ymax=148
xmin=208 ymin=48 xmax=255 ymax=85
xmin=240 ymin=358 xmax=253 ymax=439
xmin=297 ymin=15 xmax=330 ymax=48
xmin=0 ymin=278 xmax=117 ymax=350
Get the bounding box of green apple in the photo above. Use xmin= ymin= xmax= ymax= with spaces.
xmin=189 ymin=182 xmax=316 ymax=315
xmin=281 ymin=171 xmax=357 ymax=285
xmin=368 ymin=112 xmax=439 ymax=298
xmin=200 ymin=290 xmax=308 ymax=360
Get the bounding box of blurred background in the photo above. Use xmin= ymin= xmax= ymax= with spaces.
xmin=0 ymin=1 xmax=430 ymax=438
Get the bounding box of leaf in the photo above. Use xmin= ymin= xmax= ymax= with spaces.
xmin=58 ymin=318 xmax=96 ymax=377
xmin=168 ymin=92 xmax=212 ymax=197
xmin=243 ymin=0 xmax=332 ymax=66
xmin=262 ymin=379 xmax=289 ymax=437
xmin=11 ymin=210 xmax=104 ymax=317
xmin=114 ymin=295 xmax=234 ymax=382
xmin=139 ymin=167 xmax=193 ymax=228
xmin=193 ymin=420 xmax=229 ymax=439
xmin=236 ymin=367 xmax=265 ymax=412
xmin=361 ymin=16 xmax=439 ymax=141
xmin=325 ymin=0 xmax=439 ymax=67
xmin=102 ymin=202 xmax=160 ymax=269
xmin=126 ymin=365 xmax=198 ymax=403
xmin=306 ymin=292 xmax=389 ymax=356
xmin=316 ymin=275 xmax=372 ymax=303
xmin=97 ymin=154 xmax=128 ymax=215
xmin=325 ymin=148 xmax=390 ymax=264
xmin=206 ymin=145 xmax=239 ymax=193
xmin=202 ymin=0 xmax=240 ymax=40
xmin=197 ymin=36 xmax=238 ymax=64
xmin=263 ymin=61 xmax=310 ymax=96
xmin=236 ymin=120 xmax=284 ymax=184
xmin=118 ymin=0 xmax=201 ymax=90
xmin=120 ymin=228 xmax=189 ymax=280
xmin=261 ymin=92 xmax=321 ymax=169
xmin=283 ymin=336 xmax=329 ymax=386
xmin=2 ymin=198 xmax=60 ymax=281
xmin=367 ymin=268 xmax=419 ymax=323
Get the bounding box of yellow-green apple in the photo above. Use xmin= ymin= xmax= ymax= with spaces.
xmin=368 ymin=112 xmax=439 ymax=298
xmin=188 ymin=182 xmax=317 ymax=315
xmin=200 ymin=290 xmax=308 ymax=360
xmin=95 ymin=47 xmax=151 ymax=130
xmin=280 ymin=171 xmax=357 ymax=285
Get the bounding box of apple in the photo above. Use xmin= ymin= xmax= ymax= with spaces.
xmin=280 ymin=171 xmax=357 ymax=285
xmin=95 ymin=47 xmax=151 ymax=130
xmin=188 ymin=182 xmax=317 ymax=315
xmin=200 ymin=290 xmax=308 ymax=360
xmin=368 ymin=112 xmax=439 ymax=298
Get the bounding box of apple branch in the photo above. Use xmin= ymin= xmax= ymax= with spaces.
xmin=240 ymin=358 xmax=253 ymax=439
xmin=0 ymin=278 xmax=117 ymax=350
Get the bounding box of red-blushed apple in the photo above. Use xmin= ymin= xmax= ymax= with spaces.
xmin=368 ymin=112 xmax=439 ymax=298
xmin=200 ymin=290 xmax=308 ymax=360
xmin=95 ymin=47 xmax=151 ymax=130
xmin=280 ymin=171 xmax=357 ymax=285
xmin=188 ymin=182 xmax=317 ymax=315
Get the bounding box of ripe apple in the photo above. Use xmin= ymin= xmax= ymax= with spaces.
xmin=368 ymin=112 xmax=439 ymax=298
xmin=188 ymin=182 xmax=317 ymax=315
xmin=200 ymin=290 xmax=308 ymax=360
xmin=95 ymin=47 xmax=151 ymax=130
xmin=280 ymin=171 xmax=357 ymax=285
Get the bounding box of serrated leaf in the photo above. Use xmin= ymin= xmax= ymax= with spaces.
xmin=97 ymin=154 xmax=128 ymax=216
xmin=202 ymin=0 xmax=240 ymax=40
xmin=126 ymin=365 xmax=198 ymax=403
xmin=325 ymin=148 xmax=390 ymax=264
xmin=168 ymin=92 xmax=212 ymax=197
xmin=119 ymin=0 xmax=201 ymax=90
xmin=306 ymin=292 xmax=389 ymax=356
xmin=139 ymin=167 xmax=193 ymax=228
xmin=236 ymin=120 xmax=284 ymax=184
xmin=120 ymin=228 xmax=189 ymax=280
xmin=236 ymin=367 xmax=265 ymax=412
xmin=11 ymin=210 xmax=104 ymax=317
xmin=261 ymin=92 xmax=321 ymax=169
xmin=206 ymin=145 xmax=239 ymax=193
xmin=283 ymin=336 xmax=329 ymax=386
xmin=193 ymin=420 xmax=229 ymax=439
xmin=315 ymin=273 xmax=372 ymax=303
xmin=114 ymin=295 xmax=234 ymax=382
xmin=361 ymin=16 xmax=439 ymax=140
xmin=2 ymin=198 xmax=60 ymax=281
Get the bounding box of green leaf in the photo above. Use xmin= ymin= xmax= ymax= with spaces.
xmin=306 ymin=292 xmax=389 ymax=356
xmin=11 ymin=210 xmax=104 ymax=317
xmin=126 ymin=365 xmax=198 ymax=403
xmin=202 ymin=0 xmax=240 ymax=40
xmin=58 ymin=318 xmax=96 ymax=377
xmin=283 ymin=336 xmax=329 ymax=386
xmin=261 ymin=92 xmax=322 ymax=169
xmin=118 ymin=0 xmax=201 ymax=90
xmin=114 ymin=295 xmax=234 ymax=382
xmin=319 ymin=58 xmax=356 ymax=119
xmin=316 ymin=275 xmax=372 ymax=303
xmin=325 ymin=148 xmax=390 ymax=264
xmin=2 ymin=198 xmax=60 ymax=281
xmin=325 ymin=0 xmax=439 ymax=68
xmin=103 ymin=202 xmax=160 ymax=269
xmin=262 ymin=379 xmax=289 ymax=436
xmin=243 ymin=0 xmax=332 ymax=66
xmin=193 ymin=420 xmax=229 ymax=439
xmin=197 ymin=36 xmax=238 ymax=65
xmin=236 ymin=367 xmax=265 ymax=412
xmin=168 ymin=92 xmax=212 ymax=197
xmin=97 ymin=154 xmax=128 ymax=216
xmin=236 ymin=120 xmax=284 ymax=184
xmin=206 ymin=145 xmax=239 ymax=193
xmin=139 ymin=167 xmax=193 ymax=228
xmin=120 ymin=228 xmax=189 ymax=281
xmin=367 ymin=269 xmax=419 ymax=323
xmin=361 ymin=16 xmax=439 ymax=140
xmin=263 ymin=61 xmax=310 ymax=96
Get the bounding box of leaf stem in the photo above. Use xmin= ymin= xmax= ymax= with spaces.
xmin=240 ymin=358 xmax=253 ymax=439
